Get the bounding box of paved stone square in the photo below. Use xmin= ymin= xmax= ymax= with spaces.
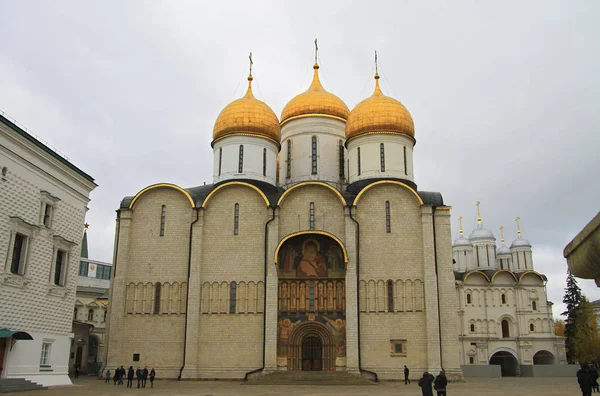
xmin=4 ymin=376 xmax=583 ymax=396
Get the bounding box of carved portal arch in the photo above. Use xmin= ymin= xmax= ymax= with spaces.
xmin=287 ymin=321 xmax=336 ymax=371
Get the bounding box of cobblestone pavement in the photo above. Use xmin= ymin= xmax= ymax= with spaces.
xmin=6 ymin=376 xmax=581 ymax=396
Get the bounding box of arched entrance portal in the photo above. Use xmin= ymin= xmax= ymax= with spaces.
xmin=288 ymin=322 xmax=336 ymax=371
xmin=533 ymin=350 xmax=555 ymax=365
xmin=276 ymin=232 xmax=347 ymax=370
xmin=489 ymin=351 xmax=519 ymax=376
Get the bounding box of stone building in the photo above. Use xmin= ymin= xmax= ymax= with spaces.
xmin=70 ymin=229 xmax=111 ymax=374
xmin=453 ymin=208 xmax=567 ymax=377
xmin=105 ymin=57 xmax=462 ymax=381
xmin=0 ymin=113 xmax=96 ymax=386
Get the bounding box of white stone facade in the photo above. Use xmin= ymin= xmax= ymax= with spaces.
xmin=0 ymin=114 xmax=96 ymax=386
xmin=454 ymin=219 xmax=566 ymax=376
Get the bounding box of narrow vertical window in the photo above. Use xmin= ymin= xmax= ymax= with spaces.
xmin=385 ymin=201 xmax=391 ymax=233
xmin=311 ymin=136 xmax=317 ymax=174
xmin=40 ymin=343 xmax=51 ymax=367
xmin=309 ymin=281 xmax=315 ymax=311
xmin=501 ymin=320 xmax=510 ymax=338
xmin=154 ymin=282 xmax=161 ymax=314
xmin=380 ymin=143 xmax=385 ymax=172
xmin=532 ymin=301 xmax=537 ymax=311
xmin=403 ymin=146 xmax=407 ymax=175
xmin=501 ymin=294 xmax=506 ymax=304
xmin=517 ymin=252 xmax=521 ymax=269
xmin=218 ymin=147 xmax=222 ymax=176
xmin=387 ymin=280 xmax=394 ymax=312
xmin=230 ymin=282 xmax=237 ymax=313
xmin=338 ymin=140 xmax=345 ymax=179
xmin=309 ymin=202 xmax=315 ymax=230
xmin=238 ymin=145 xmax=244 ymax=173
xmin=466 ymin=294 xmax=471 ymax=304
xmin=88 ymin=309 xmax=94 ymax=321
xmin=523 ymin=252 xmax=527 ymax=268
xmin=74 ymin=308 xmax=78 ymax=320
xmin=43 ymin=204 xmax=53 ymax=228
xmin=54 ymin=250 xmax=65 ymax=286
xmin=530 ymin=323 xmax=535 ymax=332
xmin=11 ymin=233 xmax=27 ymax=274
xmin=286 ymin=139 xmax=292 ymax=178
xmin=470 ymin=324 xmax=475 ymax=332
xmin=357 ymin=147 xmax=361 ymax=176
xmin=469 ymin=357 xmax=474 ymax=364
xmin=160 ymin=205 xmax=166 ymax=236
xmin=263 ymin=148 xmax=267 ymax=177
xmin=476 ymin=246 xmax=480 ymax=267
xmin=234 ymin=203 xmax=239 ymax=235
xmin=103 ymin=310 xmax=107 ymax=322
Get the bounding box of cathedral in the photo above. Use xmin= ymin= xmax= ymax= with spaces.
xmin=104 ymin=53 xmax=463 ymax=381
xmin=453 ymin=210 xmax=567 ymax=377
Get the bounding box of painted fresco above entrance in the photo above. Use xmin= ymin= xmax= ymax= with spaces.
xmin=278 ymin=234 xmax=345 ymax=279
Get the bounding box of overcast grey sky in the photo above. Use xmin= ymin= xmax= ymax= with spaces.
xmin=1 ymin=0 xmax=598 ymax=318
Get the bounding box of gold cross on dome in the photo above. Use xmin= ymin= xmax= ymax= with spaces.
xmin=476 ymin=201 xmax=481 ymax=225
xmin=314 ymin=38 xmax=319 ymax=64
xmin=499 ymin=225 xmax=505 ymax=243
xmin=515 ymin=217 xmax=521 ymax=237
xmin=248 ymin=52 xmax=253 ymax=77
xmin=458 ymin=216 xmax=463 ymax=236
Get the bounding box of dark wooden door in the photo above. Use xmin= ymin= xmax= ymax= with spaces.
xmin=302 ymin=336 xmax=322 ymax=371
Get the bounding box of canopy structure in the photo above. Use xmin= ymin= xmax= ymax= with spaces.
xmin=0 ymin=328 xmax=33 ymax=340
xmin=564 ymin=212 xmax=600 ymax=287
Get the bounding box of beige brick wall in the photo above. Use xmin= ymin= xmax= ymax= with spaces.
xmin=278 ymin=184 xmax=345 ymax=240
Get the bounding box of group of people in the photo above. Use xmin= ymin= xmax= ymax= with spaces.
xmin=104 ymin=366 xmax=156 ymax=388
xmin=577 ymin=365 xmax=599 ymax=396
xmin=404 ymin=365 xmax=448 ymax=396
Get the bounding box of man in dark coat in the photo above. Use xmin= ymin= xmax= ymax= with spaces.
xmin=589 ymin=367 xmax=599 ymax=393
xmin=118 ymin=365 xmax=125 ymax=385
xmin=142 ymin=366 xmax=149 ymax=388
xmin=434 ymin=370 xmax=448 ymax=396
xmin=127 ymin=366 xmax=134 ymax=388
xmin=418 ymin=371 xmax=435 ymax=396
xmin=404 ymin=365 xmax=410 ymax=384
xmin=578 ymin=366 xmax=593 ymax=396
xmin=136 ymin=367 xmax=143 ymax=388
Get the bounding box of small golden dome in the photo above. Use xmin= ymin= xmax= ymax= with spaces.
xmin=345 ymin=74 xmax=414 ymax=142
xmin=280 ymin=64 xmax=350 ymax=126
xmin=213 ymin=75 xmax=281 ymax=145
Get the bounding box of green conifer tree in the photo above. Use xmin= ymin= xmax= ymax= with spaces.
xmin=562 ymin=269 xmax=583 ymax=363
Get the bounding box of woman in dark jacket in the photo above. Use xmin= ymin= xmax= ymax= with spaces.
xmin=434 ymin=370 xmax=448 ymax=396
xmin=577 ymin=367 xmax=592 ymax=396
xmin=418 ymin=371 xmax=435 ymax=396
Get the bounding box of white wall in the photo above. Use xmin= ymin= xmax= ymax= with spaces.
xmin=346 ymin=134 xmax=414 ymax=184
xmin=213 ymin=135 xmax=278 ymax=186
xmin=279 ymin=117 xmax=346 ymax=187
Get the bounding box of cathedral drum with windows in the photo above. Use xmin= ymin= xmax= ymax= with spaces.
xmin=104 ymin=56 xmax=463 ymax=381
xmin=453 ymin=211 xmax=567 ymax=377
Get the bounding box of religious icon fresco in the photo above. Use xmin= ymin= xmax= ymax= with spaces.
xmin=278 ymin=234 xmax=345 ymax=279
xmin=276 ymin=234 xmax=347 ymax=367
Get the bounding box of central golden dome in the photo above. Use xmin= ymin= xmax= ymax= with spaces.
xmin=213 ymin=75 xmax=281 ymax=145
xmin=345 ymin=74 xmax=414 ymax=142
xmin=280 ymin=64 xmax=350 ymax=126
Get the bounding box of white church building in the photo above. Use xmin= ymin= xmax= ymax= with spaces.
xmin=453 ymin=205 xmax=567 ymax=377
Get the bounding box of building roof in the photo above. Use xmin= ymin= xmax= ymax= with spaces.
xmin=120 ymin=177 xmax=444 ymax=210
xmin=590 ymin=299 xmax=600 ymax=306
xmin=77 ymin=286 xmax=109 ymax=296
xmin=0 ymin=113 xmax=95 ymax=183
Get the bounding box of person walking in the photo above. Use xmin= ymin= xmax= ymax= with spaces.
xmin=578 ymin=366 xmax=593 ymax=396
xmin=113 ymin=368 xmax=118 ymax=385
xmin=149 ymin=368 xmax=156 ymax=388
xmin=404 ymin=365 xmax=410 ymax=385
xmin=142 ymin=366 xmax=149 ymax=388
xmin=418 ymin=371 xmax=435 ymax=396
xmin=434 ymin=370 xmax=448 ymax=396
xmin=73 ymin=364 xmax=79 ymax=379
xmin=127 ymin=366 xmax=134 ymax=388
xmin=590 ymin=366 xmax=599 ymax=393
xmin=105 ymin=369 xmax=111 ymax=384
xmin=118 ymin=365 xmax=125 ymax=385
xmin=136 ymin=367 xmax=143 ymax=389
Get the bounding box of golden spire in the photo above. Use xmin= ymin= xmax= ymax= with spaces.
xmin=373 ymin=50 xmax=383 ymax=96
xmin=516 ymin=217 xmax=521 ymax=237
xmin=458 ymin=216 xmax=464 ymax=237
xmin=244 ymin=52 xmax=254 ymax=99
xmin=476 ymin=201 xmax=482 ymax=225
xmin=500 ymin=225 xmax=505 ymax=244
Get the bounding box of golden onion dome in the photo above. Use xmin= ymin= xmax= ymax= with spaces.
xmin=212 ymin=75 xmax=281 ymax=146
xmin=345 ymin=73 xmax=414 ymax=142
xmin=280 ymin=64 xmax=350 ymax=126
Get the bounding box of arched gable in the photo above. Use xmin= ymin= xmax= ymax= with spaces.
xmin=274 ymin=230 xmax=349 ymax=264
xmin=463 ymin=270 xmax=491 ymax=283
xmin=353 ymin=180 xmax=423 ymax=206
xmin=202 ymin=181 xmax=269 ymax=208
xmin=129 ymin=183 xmax=195 ymax=209
xmin=491 ymin=270 xmax=518 ymax=284
xmin=519 ymin=271 xmax=546 ymax=285
xmin=277 ymin=181 xmax=347 ymax=207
